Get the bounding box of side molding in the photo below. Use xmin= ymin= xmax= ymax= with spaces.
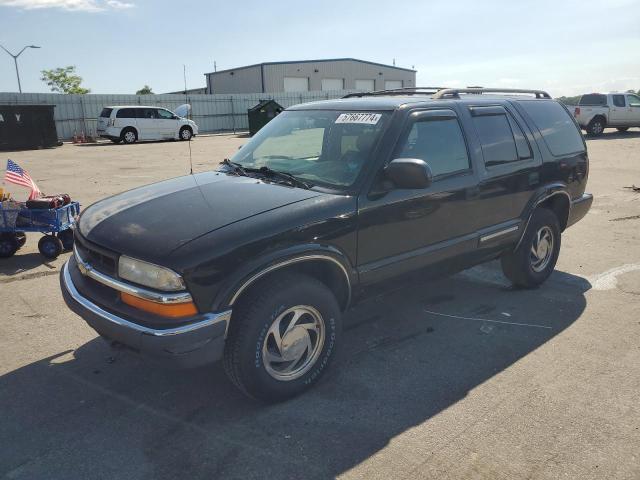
xmin=228 ymin=254 xmax=352 ymax=307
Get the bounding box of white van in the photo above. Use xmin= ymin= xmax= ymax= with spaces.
xmin=97 ymin=105 xmax=198 ymax=144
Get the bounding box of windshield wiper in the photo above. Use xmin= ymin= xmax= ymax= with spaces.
xmin=219 ymin=158 xmax=248 ymax=176
xmin=253 ymin=166 xmax=313 ymax=189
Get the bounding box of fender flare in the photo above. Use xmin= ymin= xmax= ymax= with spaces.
xmin=214 ymin=244 xmax=356 ymax=311
xmin=515 ymin=186 xmax=571 ymax=250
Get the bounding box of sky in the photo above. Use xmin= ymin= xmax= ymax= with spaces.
xmin=0 ymin=0 xmax=639 ymax=97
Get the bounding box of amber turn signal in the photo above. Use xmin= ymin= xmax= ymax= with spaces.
xmin=120 ymin=292 xmax=198 ymax=318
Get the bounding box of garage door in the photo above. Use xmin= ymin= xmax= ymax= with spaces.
xmin=384 ymin=80 xmax=403 ymax=90
xmin=321 ymin=78 xmax=344 ymax=91
xmin=355 ymin=79 xmax=375 ymax=91
xmin=284 ymin=77 xmax=309 ymax=92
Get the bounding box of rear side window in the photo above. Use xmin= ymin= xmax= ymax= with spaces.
xmin=520 ymin=101 xmax=584 ymax=156
xmin=99 ymin=108 xmax=113 ymax=118
xmin=471 ymin=109 xmax=518 ymax=166
xmin=579 ymin=94 xmax=607 ymax=106
xmin=116 ymin=108 xmax=137 ymax=119
xmin=398 ymin=117 xmax=470 ymax=177
xmin=612 ymin=95 xmax=626 ymax=107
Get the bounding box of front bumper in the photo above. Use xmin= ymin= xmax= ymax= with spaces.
xmin=567 ymin=193 xmax=593 ymax=228
xmin=60 ymin=261 xmax=231 ymax=368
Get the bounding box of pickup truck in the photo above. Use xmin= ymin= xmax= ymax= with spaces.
xmin=571 ymin=92 xmax=640 ymax=136
xmin=61 ymin=87 xmax=592 ymax=402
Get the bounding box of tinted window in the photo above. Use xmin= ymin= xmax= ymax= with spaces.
xmin=140 ymin=108 xmax=158 ymax=119
xmin=613 ymin=95 xmax=626 ymax=107
xmin=398 ymin=117 xmax=469 ymax=177
xmin=472 ymin=114 xmax=518 ymax=166
xmin=579 ymin=94 xmax=607 ymax=106
xmin=116 ymin=108 xmax=137 ymax=118
xmin=520 ymin=101 xmax=584 ymax=156
xmin=99 ymin=108 xmax=113 ymax=118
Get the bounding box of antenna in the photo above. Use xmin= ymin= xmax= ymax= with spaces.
xmin=183 ymin=64 xmax=193 ymax=175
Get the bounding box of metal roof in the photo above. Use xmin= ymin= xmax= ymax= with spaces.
xmin=205 ymin=58 xmax=416 ymax=76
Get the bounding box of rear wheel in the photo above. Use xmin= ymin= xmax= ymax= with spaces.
xmin=587 ymin=116 xmax=605 ymax=136
xmin=616 ymin=127 xmax=629 ymax=132
xmin=223 ymin=273 xmax=342 ymax=402
xmin=0 ymin=234 xmax=19 ymax=258
xmin=501 ymin=208 xmax=561 ymax=288
xmin=121 ymin=128 xmax=137 ymax=144
xmin=38 ymin=235 xmax=63 ymax=259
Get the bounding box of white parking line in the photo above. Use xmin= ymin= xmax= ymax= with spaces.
xmin=423 ymin=309 xmax=553 ymax=329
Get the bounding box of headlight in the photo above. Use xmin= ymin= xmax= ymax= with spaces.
xmin=118 ymin=256 xmax=185 ymax=291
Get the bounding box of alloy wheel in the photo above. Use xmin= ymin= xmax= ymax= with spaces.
xmin=262 ymin=305 xmax=325 ymax=381
xmin=530 ymin=226 xmax=554 ymax=273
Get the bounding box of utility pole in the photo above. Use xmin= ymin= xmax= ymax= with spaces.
xmin=214 ymin=60 xmax=217 ymax=72
xmin=0 ymin=44 xmax=41 ymax=93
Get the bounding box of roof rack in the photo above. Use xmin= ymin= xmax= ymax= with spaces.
xmin=431 ymin=88 xmax=551 ymax=99
xmin=342 ymin=87 xmax=450 ymax=98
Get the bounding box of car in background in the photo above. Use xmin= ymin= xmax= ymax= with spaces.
xmin=571 ymin=92 xmax=640 ymax=136
xmin=97 ymin=105 xmax=198 ymax=144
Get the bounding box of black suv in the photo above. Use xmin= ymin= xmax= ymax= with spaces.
xmin=61 ymin=87 xmax=592 ymax=401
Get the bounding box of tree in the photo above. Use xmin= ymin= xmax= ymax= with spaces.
xmin=136 ymin=85 xmax=154 ymax=95
xmin=40 ymin=66 xmax=90 ymax=94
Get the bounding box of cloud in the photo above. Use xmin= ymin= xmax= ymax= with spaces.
xmin=0 ymin=0 xmax=134 ymax=11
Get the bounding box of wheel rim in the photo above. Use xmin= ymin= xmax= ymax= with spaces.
xmin=181 ymin=129 xmax=191 ymax=139
xmin=593 ymin=121 xmax=603 ymax=134
xmin=530 ymin=226 xmax=554 ymax=273
xmin=124 ymin=131 xmax=135 ymax=143
xmin=262 ymin=305 xmax=325 ymax=381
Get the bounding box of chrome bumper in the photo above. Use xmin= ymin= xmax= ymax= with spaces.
xmin=61 ymin=261 xmax=231 ymax=367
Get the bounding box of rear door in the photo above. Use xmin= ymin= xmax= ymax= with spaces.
xmin=97 ymin=108 xmax=112 ymax=133
xmin=114 ymin=108 xmax=137 ymax=135
xmin=357 ymin=108 xmax=480 ymax=285
xmin=466 ymin=103 xmax=541 ymax=249
xmin=136 ymin=108 xmax=159 ymax=140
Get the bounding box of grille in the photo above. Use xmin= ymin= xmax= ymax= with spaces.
xmin=74 ymin=232 xmax=118 ymax=276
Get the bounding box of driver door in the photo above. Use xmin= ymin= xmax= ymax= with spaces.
xmin=357 ymin=109 xmax=480 ymax=285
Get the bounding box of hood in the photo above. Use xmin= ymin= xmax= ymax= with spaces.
xmin=78 ymin=172 xmax=322 ymax=262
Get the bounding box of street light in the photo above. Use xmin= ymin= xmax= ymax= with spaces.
xmin=0 ymin=44 xmax=41 ymax=93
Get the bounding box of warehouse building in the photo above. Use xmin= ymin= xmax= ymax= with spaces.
xmin=205 ymin=58 xmax=416 ymax=94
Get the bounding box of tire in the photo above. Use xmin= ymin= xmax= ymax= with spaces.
xmin=616 ymin=127 xmax=629 ymax=132
xmin=57 ymin=229 xmax=74 ymax=251
xmin=586 ymin=116 xmax=605 ymax=136
xmin=38 ymin=235 xmax=63 ymax=259
xmin=121 ymin=128 xmax=138 ymax=144
xmin=16 ymin=232 xmax=26 ymax=249
xmin=179 ymin=126 xmax=193 ymax=141
xmin=501 ymin=208 xmax=561 ymax=288
xmin=223 ymin=273 xmax=342 ymax=402
xmin=0 ymin=234 xmax=19 ymax=258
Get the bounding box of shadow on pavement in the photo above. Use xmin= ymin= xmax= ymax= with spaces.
xmin=585 ymin=130 xmax=640 ymax=141
xmin=0 ymin=263 xmax=591 ymax=479
xmin=0 ymin=252 xmax=59 ymax=277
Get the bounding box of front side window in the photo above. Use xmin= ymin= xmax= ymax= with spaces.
xmin=230 ymin=110 xmax=390 ymax=189
xmin=627 ymin=94 xmax=640 ymax=107
xmin=613 ymin=95 xmax=626 ymax=107
xmin=157 ymin=109 xmax=174 ymax=119
xmin=397 ymin=117 xmax=470 ymax=177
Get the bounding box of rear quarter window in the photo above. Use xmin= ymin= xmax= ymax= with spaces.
xmin=99 ymin=108 xmax=113 ymax=118
xmin=519 ymin=101 xmax=584 ymax=156
xmin=116 ymin=108 xmax=137 ymax=119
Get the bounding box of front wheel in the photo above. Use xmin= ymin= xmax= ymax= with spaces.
xmin=501 ymin=208 xmax=561 ymax=288
xmin=223 ymin=273 xmax=342 ymax=402
xmin=179 ymin=126 xmax=193 ymax=141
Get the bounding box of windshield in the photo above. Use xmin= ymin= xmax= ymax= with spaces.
xmin=229 ymin=110 xmax=390 ymax=189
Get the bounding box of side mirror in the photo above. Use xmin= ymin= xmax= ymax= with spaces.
xmin=384 ymin=158 xmax=433 ymax=189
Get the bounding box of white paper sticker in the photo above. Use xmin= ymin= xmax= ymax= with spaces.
xmin=335 ymin=113 xmax=382 ymax=125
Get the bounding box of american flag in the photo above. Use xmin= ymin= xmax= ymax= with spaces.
xmin=4 ymin=159 xmax=41 ymax=200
